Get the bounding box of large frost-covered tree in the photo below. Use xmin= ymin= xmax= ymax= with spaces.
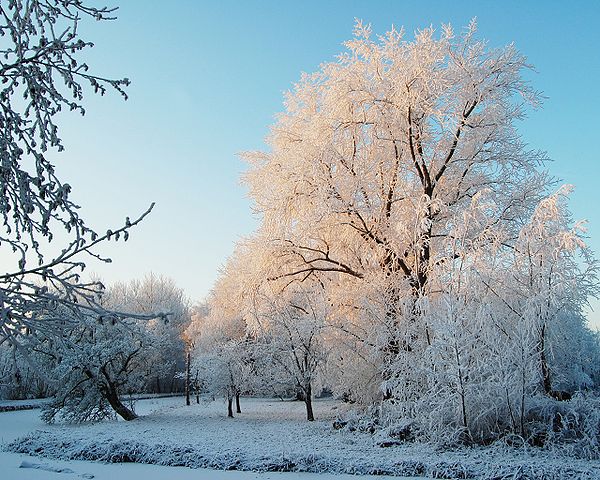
xmin=0 ymin=0 xmax=153 ymax=346
xmin=243 ymin=21 xmax=548 ymax=360
xmin=241 ymin=21 xmax=599 ymax=443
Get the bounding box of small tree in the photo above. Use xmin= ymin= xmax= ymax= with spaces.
xmin=249 ymin=281 xmax=329 ymax=421
xmin=193 ymin=329 xmax=254 ymax=418
xmin=39 ymin=312 xmax=163 ymax=423
xmin=188 ymin=273 xmax=254 ymax=418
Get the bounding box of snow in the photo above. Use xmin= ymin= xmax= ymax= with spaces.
xmin=2 ymin=396 xmax=600 ymax=479
xmin=0 ymin=397 xmax=404 ymax=480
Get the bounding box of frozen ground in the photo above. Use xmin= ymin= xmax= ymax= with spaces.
xmin=0 ymin=397 xmax=404 ymax=480
xmin=2 ymin=396 xmax=600 ymax=479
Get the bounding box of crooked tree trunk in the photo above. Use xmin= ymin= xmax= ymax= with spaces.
xmin=235 ymin=393 xmax=241 ymax=413
xmin=103 ymin=385 xmax=137 ymax=421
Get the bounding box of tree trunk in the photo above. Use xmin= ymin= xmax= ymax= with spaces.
xmin=185 ymin=351 xmax=191 ymax=406
xmin=194 ymin=370 xmax=200 ymax=404
xmin=227 ymin=396 xmax=234 ymax=418
xmin=304 ymin=383 xmax=314 ymax=421
xmin=538 ymin=323 xmax=552 ymax=395
xmin=235 ymin=392 xmax=241 ymax=413
xmin=538 ymin=323 xmax=572 ymax=401
xmin=103 ymin=386 xmax=137 ymax=421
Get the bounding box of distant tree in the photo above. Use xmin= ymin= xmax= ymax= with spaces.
xmin=107 ymin=274 xmax=190 ymax=394
xmin=0 ymin=1 xmax=154 ymax=346
xmin=0 ymin=339 xmax=53 ymax=400
xmin=191 ymin=315 xmax=254 ymax=418
xmin=182 ymin=303 xmax=208 ymax=405
xmin=186 ymin=260 xmax=259 ymax=418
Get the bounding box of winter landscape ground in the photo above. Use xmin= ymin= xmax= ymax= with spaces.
xmin=2 ymin=397 xmax=599 ymax=479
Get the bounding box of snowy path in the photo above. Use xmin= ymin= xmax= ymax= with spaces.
xmin=0 ymin=398 xmax=407 ymax=480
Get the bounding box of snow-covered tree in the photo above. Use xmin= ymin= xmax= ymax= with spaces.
xmin=28 ymin=275 xmax=187 ymax=423
xmin=0 ymin=339 xmax=53 ymax=399
xmin=191 ymin=317 xmax=255 ymax=417
xmin=106 ymin=274 xmax=190 ymax=394
xmin=39 ymin=311 xmax=163 ymax=423
xmin=248 ymin=280 xmax=329 ymax=421
xmin=243 ymin=21 xmax=549 ymax=370
xmin=182 ymin=303 xmax=208 ymax=405
xmin=239 ymin=20 xmax=599 ymax=443
xmin=187 ymin=264 xmax=256 ymax=417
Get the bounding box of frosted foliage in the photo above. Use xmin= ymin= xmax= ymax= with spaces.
xmin=231 ymin=21 xmax=600 ymax=446
xmin=38 ymin=314 xmax=161 ymax=424
xmin=0 ymin=1 xmax=152 ymax=346
xmin=26 ymin=275 xmax=187 ymax=423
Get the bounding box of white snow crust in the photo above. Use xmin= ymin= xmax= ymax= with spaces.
xmin=3 ymin=397 xmax=600 ymax=479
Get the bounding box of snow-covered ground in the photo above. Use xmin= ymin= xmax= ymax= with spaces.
xmin=0 ymin=397 xmax=404 ymax=480
xmin=2 ymin=396 xmax=599 ymax=479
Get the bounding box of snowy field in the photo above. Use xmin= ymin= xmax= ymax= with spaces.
xmin=2 ymin=396 xmax=599 ymax=479
xmin=0 ymin=397 xmax=401 ymax=480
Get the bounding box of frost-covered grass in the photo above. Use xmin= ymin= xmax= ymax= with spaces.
xmin=1 ymin=400 xmax=398 ymax=480
xmin=5 ymin=396 xmax=600 ymax=479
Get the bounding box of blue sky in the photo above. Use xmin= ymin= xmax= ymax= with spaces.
xmin=50 ymin=1 xmax=600 ymax=323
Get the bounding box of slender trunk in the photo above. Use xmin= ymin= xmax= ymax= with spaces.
xmin=520 ymin=361 xmax=526 ymax=436
xmin=235 ymin=392 xmax=241 ymax=413
xmin=103 ymin=385 xmax=137 ymax=421
xmin=538 ymin=323 xmax=552 ymax=395
xmin=304 ymin=382 xmax=314 ymax=421
xmin=227 ymin=396 xmax=234 ymax=418
xmin=185 ymin=351 xmax=191 ymax=406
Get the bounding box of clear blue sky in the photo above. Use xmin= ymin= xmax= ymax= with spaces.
xmin=51 ymin=1 xmax=600 ymax=324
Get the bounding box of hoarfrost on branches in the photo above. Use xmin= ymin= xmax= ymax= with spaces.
xmin=232 ymin=20 xmax=600 ymax=446
xmin=0 ymin=1 xmax=156 ymax=346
